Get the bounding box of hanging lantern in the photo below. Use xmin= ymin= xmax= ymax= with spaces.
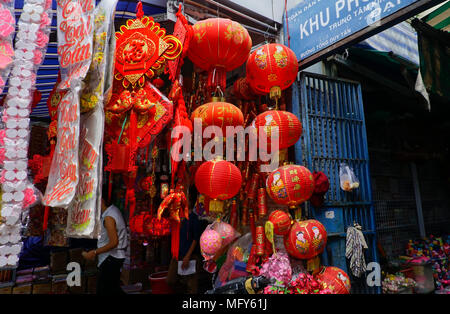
xmin=188 ymin=18 xmax=252 ymax=92
xmin=233 ymin=77 xmax=258 ymax=100
xmin=284 ymin=219 xmax=327 ymax=260
xmin=315 ymin=266 xmax=351 ymax=294
xmin=246 ymin=43 xmax=298 ymax=101
xmin=146 ymin=216 xmax=171 ymax=237
xmin=254 ymin=110 xmax=302 ymax=150
xmin=266 ymin=165 xmax=315 ymax=207
xmin=194 ymin=159 xmax=242 ymax=215
xmin=191 ymin=101 xmax=244 ymax=135
xmin=268 ymin=210 xmax=291 ymax=236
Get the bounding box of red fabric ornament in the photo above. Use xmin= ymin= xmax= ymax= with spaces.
xmin=188 ymin=18 xmax=252 ymax=92
xmin=254 ymin=110 xmax=302 ymax=150
xmin=191 ymin=101 xmax=244 ymax=135
xmin=130 ymin=212 xmax=150 ymax=234
xmin=284 ymin=219 xmax=327 ymax=260
xmin=246 ymin=43 xmax=298 ymax=100
xmin=310 ymin=171 xmax=330 ymax=208
xmin=194 ymin=160 xmax=242 ymax=200
xmin=315 ymin=266 xmax=351 ymax=294
xmin=266 ymin=165 xmax=315 ymax=207
xmin=268 ymin=210 xmax=291 ymax=236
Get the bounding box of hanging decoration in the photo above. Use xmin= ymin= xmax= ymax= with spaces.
xmin=194 ymin=159 xmax=242 ymax=216
xmin=66 ymin=0 xmax=118 ymax=239
xmin=246 ymin=43 xmax=298 ymax=104
xmin=284 ymin=220 xmax=327 ymax=260
xmin=253 ymin=110 xmax=302 ymax=151
xmin=191 ymin=101 xmax=244 ymax=135
xmin=43 ymin=0 xmax=95 ymax=208
xmin=315 ymin=266 xmax=351 ymax=294
xmin=266 ymin=165 xmax=315 ymax=210
xmin=188 ymin=18 xmax=252 ymax=93
xmin=0 ymin=0 xmax=53 ymax=267
xmin=0 ymin=0 xmax=15 ymax=93
xmin=267 ymin=210 xmax=292 ymax=236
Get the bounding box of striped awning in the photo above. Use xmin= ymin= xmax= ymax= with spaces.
xmin=1 ymin=0 xmax=166 ymax=119
xmin=356 ymin=21 xmax=420 ymax=66
xmin=424 ymin=0 xmax=450 ymax=31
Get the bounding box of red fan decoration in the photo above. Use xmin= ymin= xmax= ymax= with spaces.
xmin=246 ymin=43 xmax=298 ymax=101
xmin=191 ymin=101 xmax=244 ymax=135
xmin=284 ymin=219 xmax=327 ymax=260
xmin=254 ymin=110 xmax=302 ymax=150
xmin=266 ymin=165 xmax=315 ymax=208
xmin=188 ymin=18 xmax=252 ymax=92
xmin=315 ymin=266 xmax=351 ymax=294
xmin=194 ymin=159 xmax=242 ymax=215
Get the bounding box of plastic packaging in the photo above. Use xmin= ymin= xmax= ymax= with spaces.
xmin=339 ymin=163 xmax=360 ymax=192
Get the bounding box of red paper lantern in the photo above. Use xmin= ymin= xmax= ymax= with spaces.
xmin=191 ymin=101 xmax=244 ymax=135
xmin=195 ymin=159 xmax=242 ymax=215
xmin=246 ymin=43 xmax=298 ymax=100
xmin=266 ymin=165 xmax=315 ymax=207
xmin=268 ymin=210 xmax=291 ymax=235
xmin=146 ymin=217 xmax=171 ymax=237
xmin=315 ymin=266 xmax=351 ymax=294
xmin=284 ymin=219 xmax=327 ymax=260
xmin=254 ymin=110 xmax=302 ymax=150
xmin=188 ymin=18 xmax=252 ymax=91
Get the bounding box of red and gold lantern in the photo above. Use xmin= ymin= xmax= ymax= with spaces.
xmin=194 ymin=159 xmax=242 ymax=215
xmin=246 ymin=43 xmax=298 ymax=100
xmin=266 ymin=165 xmax=315 ymax=207
xmin=255 ymin=226 xmax=265 ymax=256
xmin=283 ymin=219 xmax=327 ymax=260
xmin=254 ymin=110 xmax=302 ymax=150
xmin=191 ymin=101 xmax=244 ymax=135
xmin=315 ymin=266 xmax=351 ymax=294
xmin=188 ymin=18 xmax=252 ymax=91
xmin=268 ymin=210 xmax=291 ymax=235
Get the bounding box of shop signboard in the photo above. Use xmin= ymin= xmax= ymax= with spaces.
xmin=286 ymin=0 xmax=446 ymax=68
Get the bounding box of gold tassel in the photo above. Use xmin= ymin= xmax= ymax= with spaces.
xmin=307 ymin=256 xmax=321 ymax=274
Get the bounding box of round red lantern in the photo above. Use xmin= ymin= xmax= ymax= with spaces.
xmin=188 ymin=18 xmax=252 ymax=91
xmin=146 ymin=216 xmax=171 ymax=237
xmin=254 ymin=110 xmax=302 ymax=150
xmin=283 ymin=219 xmax=327 ymax=260
xmin=266 ymin=165 xmax=315 ymax=207
xmin=246 ymin=43 xmax=298 ymax=100
xmin=191 ymin=101 xmax=244 ymax=135
xmin=315 ymin=266 xmax=351 ymax=294
xmin=268 ymin=210 xmax=291 ymax=235
xmin=195 ymin=159 xmax=242 ymax=215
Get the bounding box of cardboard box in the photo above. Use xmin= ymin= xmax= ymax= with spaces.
xmin=12 ymin=284 xmax=32 ymax=294
xmin=32 ymin=282 xmax=52 ymax=294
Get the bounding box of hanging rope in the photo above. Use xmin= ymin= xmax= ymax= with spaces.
xmin=136 ymin=1 xmax=144 ymax=19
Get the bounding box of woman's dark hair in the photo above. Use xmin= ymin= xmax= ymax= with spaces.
xmin=101 ymin=183 xmax=114 ymax=207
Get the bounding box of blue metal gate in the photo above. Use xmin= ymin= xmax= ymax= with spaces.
xmin=293 ymin=72 xmax=380 ymax=294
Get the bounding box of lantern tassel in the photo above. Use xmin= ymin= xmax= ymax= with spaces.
xmin=307 ymin=256 xmax=321 ymax=274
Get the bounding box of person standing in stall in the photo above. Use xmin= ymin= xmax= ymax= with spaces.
xmin=83 ymin=188 xmax=128 ymax=295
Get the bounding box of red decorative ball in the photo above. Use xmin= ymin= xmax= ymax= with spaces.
xmin=246 ymin=43 xmax=298 ymax=99
xmin=266 ymin=165 xmax=315 ymax=206
xmin=195 ymin=160 xmax=242 ymax=200
xmin=283 ymin=219 xmax=327 ymax=260
xmin=191 ymin=101 xmax=244 ymax=135
xmin=315 ymin=266 xmax=351 ymax=294
xmin=188 ymin=18 xmax=252 ymax=91
xmin=268 ymin=210 xmax=291 ymax=235
xmin=254 ymin=110 xmax=302 ymax=150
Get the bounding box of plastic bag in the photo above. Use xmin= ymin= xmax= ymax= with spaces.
xmin=339 ymin=163 xmax=360 ymax=192
xmin=200 ymin=220 xmax=240 ymax=261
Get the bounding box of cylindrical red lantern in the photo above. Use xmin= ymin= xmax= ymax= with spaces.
xmin=283 ymin=219 xmax=327 ymax=260
xmin=315 ymin=266 xmax=351 ymax=294
xmin=195 ymin=159 xmax=242 ymax=215
xmin=188 ymin=18 xmax=252 ymax=91
xmin=254 ymin=110 xmax=302 ymax=150
xmin=266 ymin=165 xmax=315 ymax=207
xmin=255 ymin=226 xmax=265 ymax=256
xmin=246 ymin=43 xmax=298 ymax=100
xmin=191 ymin=101 xmax=244 ymax=136
xmin=268 ymin=210 xmax=291 ymax=235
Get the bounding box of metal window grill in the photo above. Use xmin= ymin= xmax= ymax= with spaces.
xmin=293 ymin=72 xmax=380 ymax=294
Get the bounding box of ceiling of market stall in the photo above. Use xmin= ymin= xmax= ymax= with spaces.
xmin=2 ymin=0 xmax=282 ymax=120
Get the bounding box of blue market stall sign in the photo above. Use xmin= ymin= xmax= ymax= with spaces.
xmin=286 ymin=0 xmax=446 ymax=69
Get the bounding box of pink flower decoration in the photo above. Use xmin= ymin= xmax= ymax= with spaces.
xmin=0 ymin=9 xmax=14 ymax=38
xmin=40 ymin=12 xmax=51 ymax=28
xmin=0 ymin=129 xmax=5 ymax=145
xmin=33 ymin=49 xmax=42 ymax=64
xmin=0 ymin=170 xmax=5 ymax=184
xmin=0 ymin=41 xmax=13 ymax=69
xmin=36 ymin=31 xmax=49 ymax=48
xmin=23 ymin=188 xmax=37 ymax=208
xmin=259 ymin=253 xmax=292 ymax=284
xmin=44 ymin=0 xmax=52 ymax=10
xmin=2 ymin=113 xmax=8 ymax=123
xmin=0 ymin=148 xmax=5 ymax=163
